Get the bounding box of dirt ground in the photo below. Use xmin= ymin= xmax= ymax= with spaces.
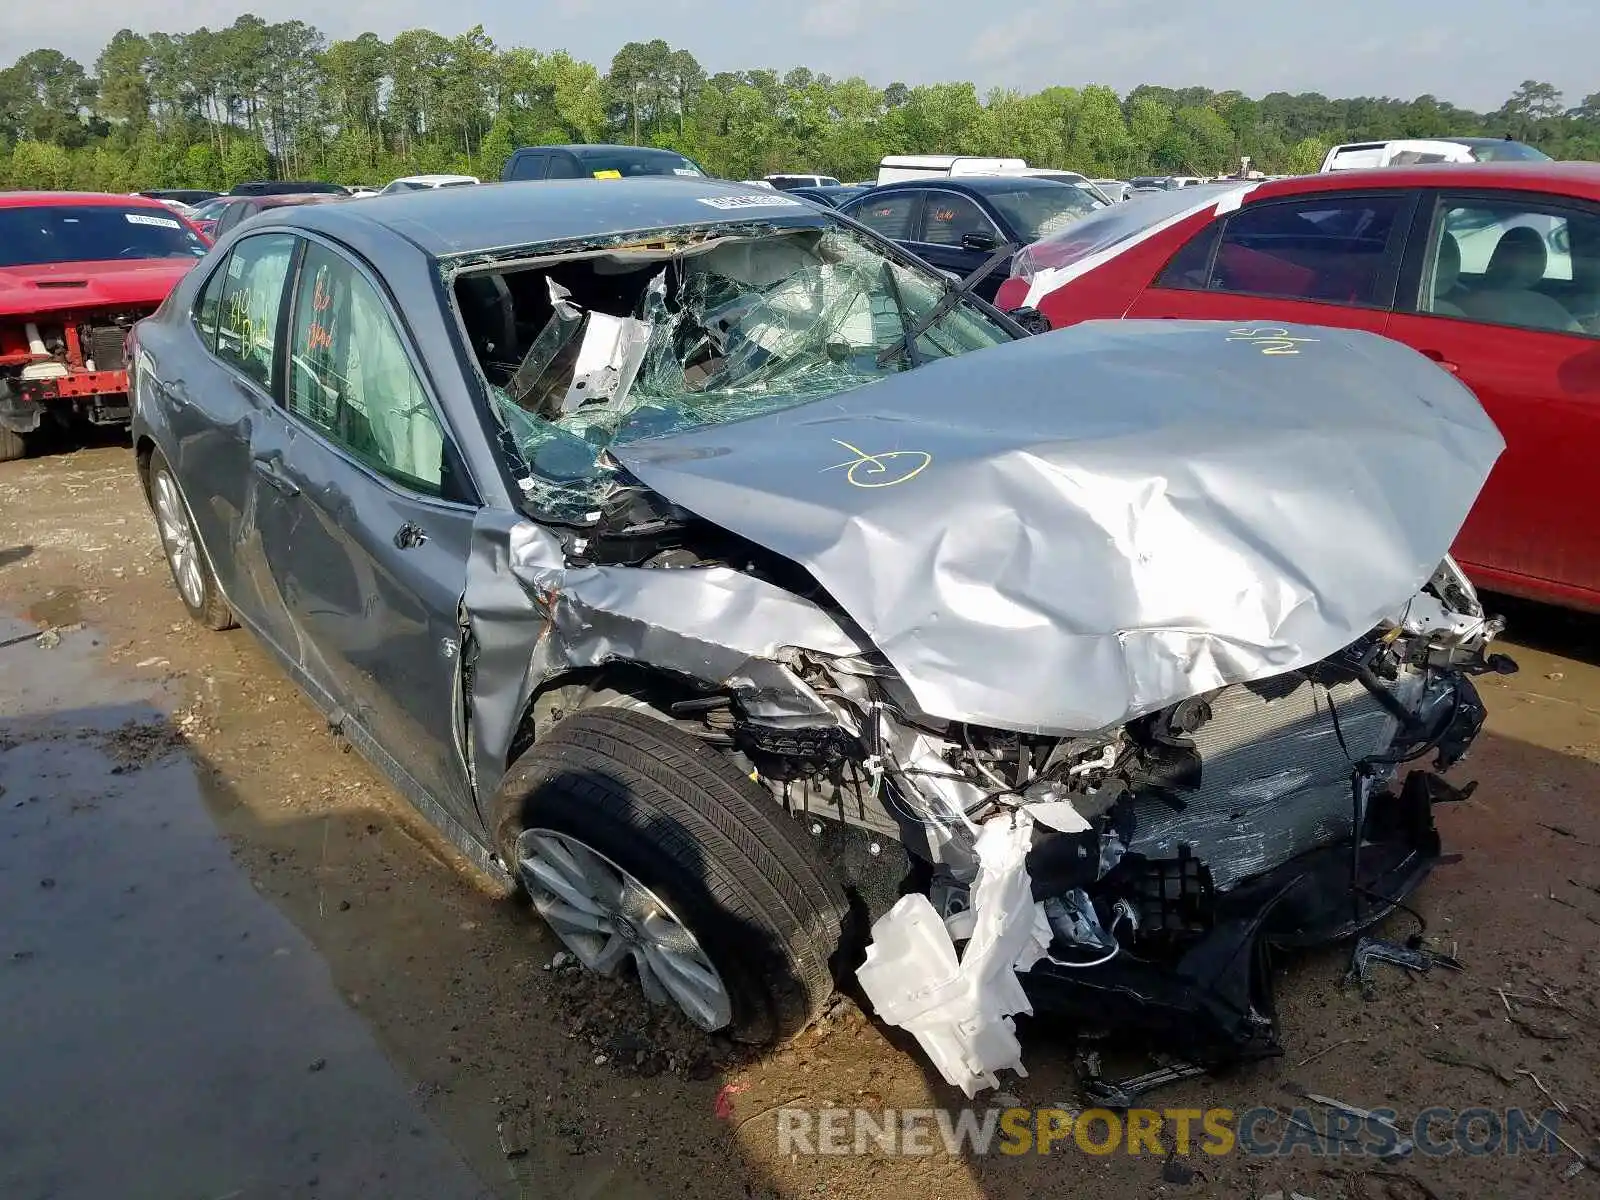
xmin=3 ymin=439 xmax=1599 ymax=1199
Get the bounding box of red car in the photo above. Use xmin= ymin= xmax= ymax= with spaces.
xmin=0 ymin=191 xmax=210 ymax=461
xmin=995 ymin=162 xmax=1600 ymax=613
xmin=186 ymin=191 xmax=343 ymax=241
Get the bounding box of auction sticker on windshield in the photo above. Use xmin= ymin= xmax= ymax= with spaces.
xmin=697 ymin=194 xmax=805 ymax=209
xmin=126 ymin=213 xmax=182 ymax=228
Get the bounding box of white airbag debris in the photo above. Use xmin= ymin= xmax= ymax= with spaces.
xmin=855 ymin=813 xmax=1050 ymax=1097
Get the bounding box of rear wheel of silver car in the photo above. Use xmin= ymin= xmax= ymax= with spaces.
xmin=494 ymin=706 xmax=850 ymax=1044
xmin=0 ymin=427 xmax=24 ymax=463
xmin=147 ymin=451 xmax=235 ymax=631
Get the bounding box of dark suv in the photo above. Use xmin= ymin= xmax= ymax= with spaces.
xmin=501 ymin=144 xmax=708 ymax=182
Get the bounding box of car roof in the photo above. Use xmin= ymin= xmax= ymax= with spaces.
xmin=1250 ymin=160 xmax=1600 ymax=200
xmin=519 ymin=144 xmax=690 ymax=159
xmin=254 ymin=193 xmax=344 ymax=209
xmin=392 ymin=174 xmax=477 ymax=184
xmin=0 ymin=191 xmax=174 ymax=210
xmin=269 ymin=177 xmax=830 ymax=258
xmin=868 ymin=176 xmax=1082 ymax=195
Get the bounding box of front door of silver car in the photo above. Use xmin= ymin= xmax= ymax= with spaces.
xmin=249 ymin=236 xmax=482 ymax=831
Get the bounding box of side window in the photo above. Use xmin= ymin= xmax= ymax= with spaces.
xmin=917 ymin=193 xmax=999 ymax=246
xmin=509 ymin=152 xmax=548 ymax=181
xmin=191 ymin=252 xmax=230 ymax=352
xmin=847 ymin=193 xmax=920 ymax=240
xmin=1156 ymin=221 xmax=1223 ymax=290
xmin=544 ymin=153 xmax=581 ymax=179
xmin=286 ymin=243 xmax=447 ymax=495
xmin=214 ymin=233 xmax=294 ymax=390
xmin=1418 ymin=197 xmax=1596 ymax=336
xmin=1206 ymin=194 xmax=1407 ymax=306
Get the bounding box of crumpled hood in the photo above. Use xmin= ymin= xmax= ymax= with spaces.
xmin=0 ymin=259 xmax=197 ymax=318
xmin=616 ymin=320 xmax=1504 ymax=734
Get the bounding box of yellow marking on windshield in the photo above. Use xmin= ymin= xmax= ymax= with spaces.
xmin=824 ymin=439 xmax=932 ymax=488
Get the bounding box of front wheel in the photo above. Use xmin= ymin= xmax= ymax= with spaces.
xmin=0 ymin=426 xmax=24 ymax=463
xmin=148 ymin=450 xmax=235 ymax=630
xmin=494 ymin=706 xmax=850 ymax=1044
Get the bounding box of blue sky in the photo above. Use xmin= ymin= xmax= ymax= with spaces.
xmin=9 ymin=0 xmax=1595 ymax=113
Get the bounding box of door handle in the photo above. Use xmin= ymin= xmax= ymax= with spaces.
xmin=1420 ymin=349 xmax=1459 ymax=374
xmin=250 ymin=455 xmax=301 ymax=496
xmin=394 ymin=521 xmax=428 ymax=550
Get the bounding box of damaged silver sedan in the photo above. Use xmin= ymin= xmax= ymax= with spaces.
xmin=127 ymin=177 xmax=1514 ymax=1094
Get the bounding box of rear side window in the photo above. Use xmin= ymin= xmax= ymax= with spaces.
xmin=544 ymin=153 xmax=581 ymax=179
xmin=215 ymin=201 xmax=258 ymax=238
xmin=847 ymin=193 xmax=920 ymax=239
xmin=508 ymin=153 xmax=548 ymax=181
xmin=214 ymin=233 xmax=295 ymax=390
xmin=1156 ymin=222 xmax=1223 ymax=289
xmin=192 ymin=253 xmax=230 ymax=352
xmin=285 ymin=243 xmax=446 ymax=495
xmin=1184 ymin=194 xmax=1408 ymax=307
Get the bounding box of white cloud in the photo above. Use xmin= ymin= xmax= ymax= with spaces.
xmin=3 ymin=0 xmax=1591 ymax=112
xmin=801 ymin=0 xmax=862 ymax=38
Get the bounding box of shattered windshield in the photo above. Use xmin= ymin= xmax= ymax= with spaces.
xmin=459 ymin=223 xmax=1014 ymax=518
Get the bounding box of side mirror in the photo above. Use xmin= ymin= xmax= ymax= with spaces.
xmin=1007 ymin=307 xmax=1051 ymax=336
xmin=961 ymin=230 xmax=998 ymax=253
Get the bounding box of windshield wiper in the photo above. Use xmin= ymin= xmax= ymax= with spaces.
xmin=876 ymin=242 xmax=1015 ymax=367
xmin=880 ymin=261 xmax=923 ymax=369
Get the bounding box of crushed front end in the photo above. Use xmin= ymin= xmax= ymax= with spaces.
xmin=1 ymin=307 xmax=150 ymax=441
xmin=663 ymin=560 xmax=1513 ymax=1094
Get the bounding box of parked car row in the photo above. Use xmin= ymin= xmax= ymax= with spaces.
xmin=11 ymin=146 xmax=1597 ymax=619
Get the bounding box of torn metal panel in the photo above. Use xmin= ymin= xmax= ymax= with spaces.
xmin=462 ymin=506 xmax=874 ymax=808
xmin=618 ymin=319 xmax=1505 ymax=736
xmin=1120 ymin=671 xmax=1423 ymax=889
xmin=856 ymin=812 xmax=1051 ymax=1097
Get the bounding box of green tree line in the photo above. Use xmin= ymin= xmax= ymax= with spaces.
xmin=2 ymin=20 xmax=1596 ymax=191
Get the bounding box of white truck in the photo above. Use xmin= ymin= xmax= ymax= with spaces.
xmin=875 ymin=157 xmax=1111 ymax=204
xmin=1320 ymin=136 xmax=1550 ymax=171
xmin=876 ymin=155 xmax=1028 ymax=184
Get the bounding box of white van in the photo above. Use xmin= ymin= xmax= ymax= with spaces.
xmin=1321 ymin=136 xmax=1553 ymax=172
xmin=765 ymin=173 xmax=842 ymax=190
xmin=876 ymin=155 xmax=1027 ymax=185
xmin=1320 ymin=140 xmax=1476 ymax=171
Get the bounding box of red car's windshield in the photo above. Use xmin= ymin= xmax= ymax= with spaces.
xmin=0 ymin=205 xmax=209 ymax=268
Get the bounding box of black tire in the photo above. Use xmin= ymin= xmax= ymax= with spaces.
xmin=494 ymin=706 xmax=850 ymax=1044
xmin=0 ymin=426 xmax=24 ymax=463
xmin=146 ymin=449 xmax=235 ymax=631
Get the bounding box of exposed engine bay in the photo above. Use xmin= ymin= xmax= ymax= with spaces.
xmin=0 ymin=308 xmax=150 ymax=439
